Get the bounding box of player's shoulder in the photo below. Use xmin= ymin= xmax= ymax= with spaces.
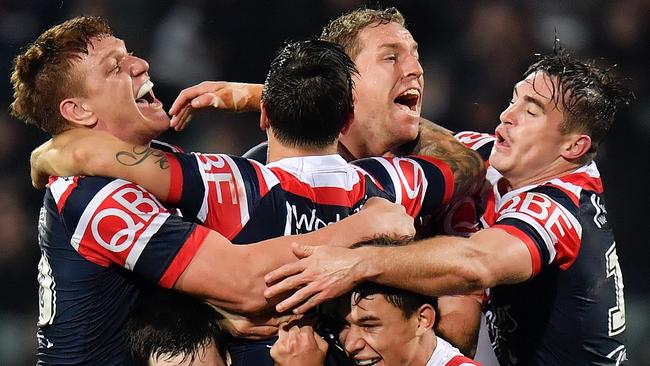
xmin=49 ymin=176 xmax=168 ymax=218
xmin=454 ymin=130 xmax=494 ymax=162
xmin=430 ymin=337 xmax=482 ymax=366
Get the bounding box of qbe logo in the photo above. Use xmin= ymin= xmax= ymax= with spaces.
xmin=76 ymin=183 xmax=169 ymax=255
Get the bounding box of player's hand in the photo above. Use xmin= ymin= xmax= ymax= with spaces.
xmin=213 ymin=306 xmax=302 ymax=340
xmin=270 ymin=323 xmax=328 ymax=366
xmin=357 ymin=197 xmax=415 ymax=239
xmin=29 ymin=129 xmax=97 ymax=189
xmin=264 ymin=243 xmax=369 ymax=314
xmin=168 ymin=81 xmax=263 ymax=131
xmin=30 ymin=139 xmax=54 ymax=189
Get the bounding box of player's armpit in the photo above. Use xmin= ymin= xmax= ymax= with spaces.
xmin=401 ymin=118 xmax=486 ymax=200
xmin=30 ymin=128 xmax=172 ymax=200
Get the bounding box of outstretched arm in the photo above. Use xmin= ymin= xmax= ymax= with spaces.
xmin=168 ymin=81 xmax=263 ymax=131
xmin=396 ymin=118 xmax=486 ymax=200
xmin=264 ymin=227 xmax=532 ymax=314
xmin=178 ymin=197 xmax=415 ymax=314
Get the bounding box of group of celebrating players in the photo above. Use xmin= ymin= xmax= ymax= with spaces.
xmin=11 ymin=6 xmax=632 ymax=366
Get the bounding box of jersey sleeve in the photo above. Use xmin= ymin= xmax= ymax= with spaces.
xmin=165 ymin=152 xmax=271 ymax=240
xmin=454 ymin=131 xmax=495 ymax=162
xmin=490 ymin=186 xmax=582 ymax=277
xmin=352 ymin=156 xmax=454 ymax=218
xmin=51 ymin=176 xmax=210 ymax=288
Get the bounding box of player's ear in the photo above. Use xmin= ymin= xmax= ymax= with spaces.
xmin=340 ymin=111 xmax=355 ymax=136
xmin=561 ymin=134 xmax=591 ymax=160
xmin=60 ymin=98 xmax=97 ymax=127
xmin=260 ymin=101 xmax=270 ymax=131
xmin=415 ymin=303 xmax=436 ymax=336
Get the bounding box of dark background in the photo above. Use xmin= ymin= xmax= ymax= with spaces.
xmin=1 ymin=1 xmax=648 ymax=364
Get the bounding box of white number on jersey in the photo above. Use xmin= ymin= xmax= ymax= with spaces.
xmin=37 ymin=252 xmax=56 ymax=326
xmin=605 ymin=243 xmax=625 ymax=336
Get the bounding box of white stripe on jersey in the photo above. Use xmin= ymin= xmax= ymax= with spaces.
xmin=124 ymin=211 xmax=169 ymax=270
xmin=268 ymin=154 xmax=361 ymax=190
xmin=70 ymin=179 xmax=130 ymax=251
xmin=548 ymin=178 xmax=583 ymax=199
xmin=250 ymin=160 xmax=280 ymax=189
xmin=350 ymin=164 xmax=379 ymax=186
xmin=50 ymin=177 xmax=76 ymax=204
xmin=222 ymin=155 xmax=251 ymax=228
xmin=373 ymin=157 xmax=402 ymax=204
xmin=195 ymin=156 xmax=210 ymax=224
xmin=454 ymin=131 xmax=496 ymax=151
xmin=151 ymin=140 xmax=183 ymax=153
xmin=499 ymin=211 xmax=557 ymax=264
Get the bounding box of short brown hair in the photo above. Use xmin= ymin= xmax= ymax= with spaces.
xmin=319 ymin=7 xmax=405 ymax=60
xmin=525 ymin=43 xmax=634 ymax=164
xmin=10 ymin=16 xmax=112 ymax=135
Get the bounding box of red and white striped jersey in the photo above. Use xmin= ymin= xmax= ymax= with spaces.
xmin=165 ymin=153 xmax=454 ymax=244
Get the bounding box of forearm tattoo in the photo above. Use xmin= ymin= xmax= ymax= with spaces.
xmin=116 ymin=145 xmax=169 ymax=169
xmin=413 ymin=123 xmax=485 ymax=198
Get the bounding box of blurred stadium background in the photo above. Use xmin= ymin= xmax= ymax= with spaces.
xmin=1 ymin=0 xmax=648 ymax=364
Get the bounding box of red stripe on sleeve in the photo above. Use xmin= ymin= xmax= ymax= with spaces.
xmin=492 ymin=224 xmax=542 ymax=277
xmin=446 ymin=355 xmax=482 ymax=366
xmin=56 ymin=177 xmax=79 ymax=214
xmin=159 ymin=225 xmax=210 ymax=288
xmin=412 ymin=155 xmax=455 ymax=205
xmin=165 ymin=152 xmax=183 ymax=205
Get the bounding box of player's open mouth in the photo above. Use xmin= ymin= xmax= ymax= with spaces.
xmin=495 ymin=129 xmax=511 ymax=149
xmin=135 ymin=80 xmax=160 ymax=108
xmin=354 ymin=357 xmax=381 ymax=366
xmin=394 ymin=88 xmax=420 ymax=112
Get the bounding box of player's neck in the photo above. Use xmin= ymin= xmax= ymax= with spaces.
xmin=339 ymin=133 xmax=389 ymax=161
xmin=505 ymin=160 xmax=583 ymax=190
xmin=267 ymin=139 xmax=339 ymax=163
xmin=415 ymin=331 xmax=437 ymax=366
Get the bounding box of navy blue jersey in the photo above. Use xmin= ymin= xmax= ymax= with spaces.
xmin=456 ymin=131 xmax=627 ymax=365
xmin=36 ymin=144 xmax=209 ymax=365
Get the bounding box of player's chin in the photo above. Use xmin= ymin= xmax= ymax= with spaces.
xmin=395 ymin=117 xmax=420 ymax=142
xmin=146 ymin=113 xmax=172 ymax=134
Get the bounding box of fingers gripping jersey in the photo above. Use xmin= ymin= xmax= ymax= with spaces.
xmin=165 ymin=153 xmax=454 ymax=243
xmin=457 ymin=131 xmax=626 ymax=365
xmin=37 ymin=176 xmax=208 ymax=365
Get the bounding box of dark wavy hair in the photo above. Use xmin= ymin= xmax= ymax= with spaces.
xmin=351 ymin=236 xmax=438 ymax=320
xmin=127 ymin=288 xmax=224 ymax=365
xmin=526 ymin=40 xmax=635 ymax=163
